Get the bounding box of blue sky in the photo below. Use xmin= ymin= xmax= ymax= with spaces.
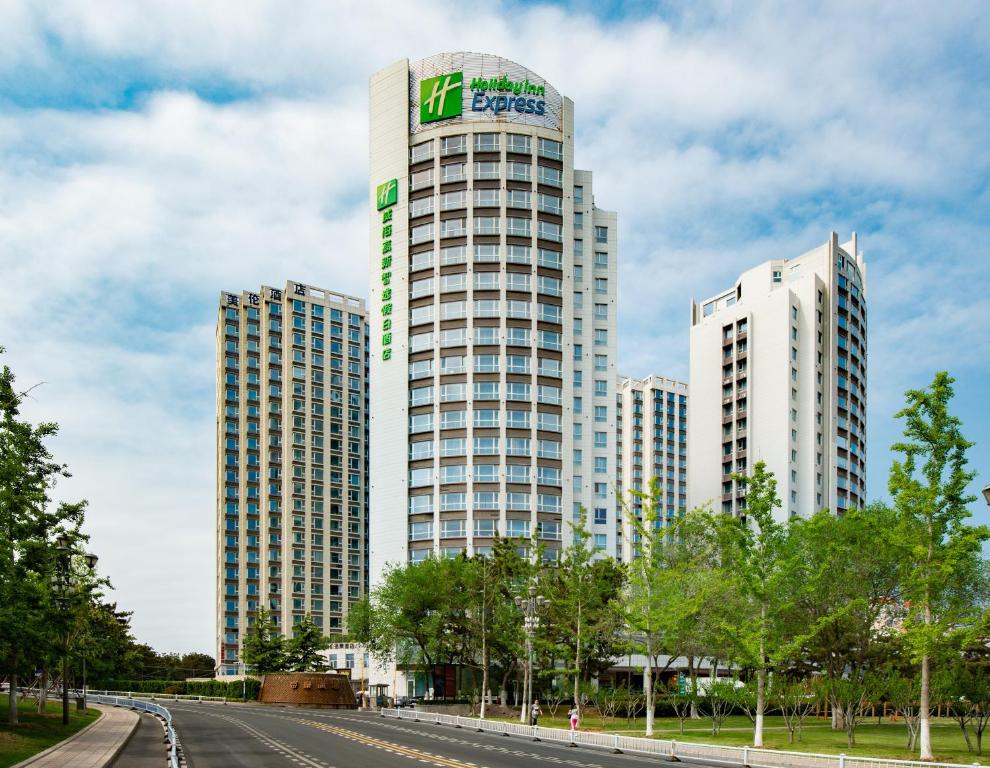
xmin=1 ymin=0 xmax=988 ymax=653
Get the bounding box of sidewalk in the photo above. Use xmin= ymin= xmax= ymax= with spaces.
xmin=12 ymin=704 xmax=139 ymax=768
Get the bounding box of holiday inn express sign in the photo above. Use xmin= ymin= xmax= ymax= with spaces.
xmin=411 ymin=52 xmax=562 ymax=132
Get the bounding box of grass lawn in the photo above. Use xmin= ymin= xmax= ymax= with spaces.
xmin=0 ymin=698 xmax=101 ymax=768
xmin=493 ymin=713 xmax=986 ymax=763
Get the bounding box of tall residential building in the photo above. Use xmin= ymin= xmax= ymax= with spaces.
xmin=216 ymin=281 xmax=368 ymax=676
xmin=368 ymin=52 xmax=619 ymax=583
xmin=615 ymin=375 xmax=689 ymax=561
xmin=688 ymin=233 xmax=867 ymax=521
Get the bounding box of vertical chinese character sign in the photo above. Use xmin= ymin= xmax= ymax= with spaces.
xmin=376 ymin=179 xmax=398 ymax=361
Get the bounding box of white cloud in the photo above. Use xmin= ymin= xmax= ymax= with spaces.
xmin=1 ymin=0 xmax=988 ymax=652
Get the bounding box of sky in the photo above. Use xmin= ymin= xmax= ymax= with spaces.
xmin=1 ymin=0 xmax=989 ymax=655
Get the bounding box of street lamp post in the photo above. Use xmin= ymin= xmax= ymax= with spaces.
xmin=982 ymin=484 xmax=990 ymax=506
xmin=54 ymin=534 xmax=98 ymax=725
xmin=514 ymin=582 xmax=548 ymax=726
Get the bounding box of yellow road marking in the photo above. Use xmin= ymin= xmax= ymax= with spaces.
xmin=299 ymin=719 xmax=488 ymax=768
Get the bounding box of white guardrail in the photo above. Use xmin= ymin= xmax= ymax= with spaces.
xmin=84 ymin=693 xmax=181 ymax=768
xmin=83 ymin=688 xmax=228 ymax=703
xmin=381 ymin=708 xmax=976 ymax=768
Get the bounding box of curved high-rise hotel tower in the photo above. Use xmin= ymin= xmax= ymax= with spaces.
xmin=369 ymin=53 xmax=619 ymax=582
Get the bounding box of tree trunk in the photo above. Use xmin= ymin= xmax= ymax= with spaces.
xmin=846 ymin=704 xmax=856 ymax=747
xmin=919 ymin=653 xmax=932 ymax=760
xmin=644 ymin=658 xmax=654 ymax=737
xmin=8 ymin=671 xmax=17 ymax=725
xmin=755 ymin=665 xmax=766 ymax=747
xmin=688 ymin=656 xmax=700 ymax=719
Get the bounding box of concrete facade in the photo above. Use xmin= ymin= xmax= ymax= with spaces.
xmin=216 ymin=282 xmax=368 ymax=676
xmin=688 ymin=234 xmax=867 ymax=520
xmin=368 ymin=53 xmax=619 ymax=584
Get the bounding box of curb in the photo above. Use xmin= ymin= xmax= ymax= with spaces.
xmin=10 ymin=704 xmax=139 ymax=768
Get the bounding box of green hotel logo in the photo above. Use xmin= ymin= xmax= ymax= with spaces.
xmin=420 ymin=71 xmax=463 ymax=124
xmin=376 ymin=178 xmax=398 ymax=210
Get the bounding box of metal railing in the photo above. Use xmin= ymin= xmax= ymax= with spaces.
xmin=86 ymin=693 xmax=180 ymax=768
xmin=381 ymin=708 xmax=975 ymax=768
xmin=83 ymin=688 xmax=227 ymax=703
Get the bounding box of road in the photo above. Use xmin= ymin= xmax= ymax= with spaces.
xmin=161 ymin=703 xmax=685 ymax=768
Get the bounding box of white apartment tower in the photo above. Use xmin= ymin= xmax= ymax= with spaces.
xmin=688 ymin=234 xmax=867 ymax=521
xmin=616 ymin=375 xmax=689 ymax=561
xmin=368 ymin=53 xmax=619 ymax=582
xmin=216 ymin=282 xmax=368 ymax=676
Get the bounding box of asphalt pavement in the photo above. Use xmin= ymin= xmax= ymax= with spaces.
xmin=154 ymin=702 xmax=687 ymax=768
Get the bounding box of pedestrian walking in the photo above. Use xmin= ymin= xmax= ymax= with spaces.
xmin=530 ymin=699 xmax=542 ymax=726
xmin=568 ymin=705 xmax=579 ymax=731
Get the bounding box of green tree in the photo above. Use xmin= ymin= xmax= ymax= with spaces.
xmin=370 ymin=556 xmax=467 ymax=697
xmin=285 ymin=614 xmax=330 ymax=672
xmin=889 ymin=372 xmax=990 ymax=759
xmin=0 ymin=349 xmax=87 ymax=725
xmin=622 ymin=481 xmax=729 ymax=735
xmin=728 ymin=461 xmax=790 ymax=748
xmin=542 ymin=511 xmax=626 ymax=718
xmin=242 ymin=608 xmax=286 ymax=674
xmin=782 ymin=505 xmax=904 ymax=741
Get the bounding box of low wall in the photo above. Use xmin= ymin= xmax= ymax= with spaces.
xmin=259 ymin=673 xmax=357 ymax=708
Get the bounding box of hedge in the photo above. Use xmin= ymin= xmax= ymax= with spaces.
xmin=98 ymin=678 xmax=262 ymax=700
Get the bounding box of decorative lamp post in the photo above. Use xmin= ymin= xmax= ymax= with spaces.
xmin=514 ymin=581 xmax=548 ymax=725
xmin=53 ymin=534 xmax=98 ymax=725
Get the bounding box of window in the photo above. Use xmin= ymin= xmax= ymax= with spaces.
xmin=594 ymin=277 xmax=608 ymax=294
xmin=594 ymin=456 xmax=607 ymax=473
xmin=441 ymin=163 xmax=466 ymax=183
xmin=440 ymin=464 xmax=467 ymax=484
xmin=537 ymin=166 xmax=562 ymax=187
xmin=441 ymin=190 xmax=467 ymax=211
xmin=594 ymin=329 xmax=607 ymax=346
xmin=507 ymin=162 xmax=531 ymax=182
xmin=593 ymin=507 xmax=607 ymax=525
xmin=410 ymin=141 xmax=433 ymax=163
xmin=441 ymin=492 xmax=465 ymax=511
xmin=507 ymin=437 xmax=531 ymax=456
xmin=441 ymin=135 xmax=466 ymax=155
xmin=410 ymin=222 xmax=434 ymax=245
xmin=440 ymin=437 xmax=466 ymax=457
xmin=440 ymin=355 xmax=466 ymax=374
xmin=594 ymin=405 xmax=607 ymax=422
xmin=506 ymin=354 xmax=530 ymax=374
xmin=475 ymin=355 xmax=499 ymax=373
xmin=506 ymin=410 xmax=530 ymax=429
xmin=594 ymin=379 xmax=607 ymax=397
xmin=594 ymin=354 xmax=607 ymax=371
xmin=474 ymin=382 xmax=500 ymax=400
xmin=594 ymin=252 xmax=608 ymax=269
xmin=594 ymin=226 xmax=608 ymax=244
xmin=439 ymin=410 xmax=466 ymax=429
xmin=440 ymin=273 xmax=467 ymax=293
xmin=505 ymin=327 xmax=530 ymax=346
xmin=506 ymin=464 xmax=530 ymax=484
xmin=594 ymin=431 xmax=607 ymax=448
xmin=409 ymin=522 xmax=433 ymax=541
xmin=593 ymin=534 xmax=607 ymax=550
xmin=507 ymin=134 xmax=531 ymax=154
xmin=474 ymin=519 xmax=498 ymax=537
xmin=474 ymin=133 xmax=499 ymax=152
xmin=408 ymin=494 xmax=433 ymax=515
xmin=409 ymin=386 xmax=434 ymax=406
xmin=506 ymin=519 xmax=530 ymax=538
xmin=409 ymin=359 xmax=433 ymax=380
xmin=475 ymin=326 xmax=499 ymax=345
xmin=440 ymin=383 xmax=466 ymax=402
xmin=474 ymin=410 xmax=500 ymax=428
xmin=409 ymin=468 xmax=432 ymax=488
xmin=474 ymin=464 xmax=498 ymax=483
xmin=441 ymin=328 xmax=467 ymax=347
xmin=474 ymin=437 xmax=499 ymax=455
xmin=506 ymin=189 xmax=530 ymax=209
xmin=537 ymin=137 xmax=562 ymax=160
xmin=574 ymin=185 xmax=584 ymax=204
